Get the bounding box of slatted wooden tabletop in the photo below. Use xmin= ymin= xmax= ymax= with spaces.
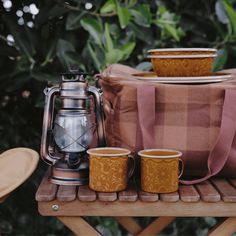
xmin=36 ymin=170 xmax=236 ymax=217
xmin=36 ymin=170 xmax=236 ymax=235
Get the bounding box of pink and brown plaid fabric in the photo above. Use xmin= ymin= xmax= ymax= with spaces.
xmin=99 ymin=64 xmax=236 ymax=177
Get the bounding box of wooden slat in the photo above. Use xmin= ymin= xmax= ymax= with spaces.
xmin=159 ymin=191 xmax=179 ymax=202
xmin=118 ymin=181 xmax=138 ymax=202
xmin=137 ymin=217 xmax=175 ymax=236
xmin=97 ymin=192 xmax=117 ymax=202
xmin=57 ymin=186 xmax=77 ymax=202
xmin=58 ymin=216 xmax=101 ymax=236
xmin=208 ymin=217 xmax=236 ymax=236
xmin=179 ymin=185 xmax=200 ymax=202
xmin=78 ymin=185 xmax=97 ymax=202
xmin=139 ymin=191 xmax=159 ymax=202
xmin=36 ymin=169 xmax=57 ymax=202
xmin=39 ymin=199 xmax=236 ymax=217
xmin=195 ymin=181 xmax=221 ymax=202
xmin=114 ymin=217 xmax=142 ymax=235
xmin=211 ymin=179 xmax=236 ymax=202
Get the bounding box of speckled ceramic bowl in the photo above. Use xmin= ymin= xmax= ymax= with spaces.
xmin=148 ymin=48 xmax=217 ymax=77
xmin=148 ymin=50 xmax=217 ymax=77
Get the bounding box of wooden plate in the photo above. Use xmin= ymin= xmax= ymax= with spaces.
xmin=132 ymin=72 xmax=232 ymax=84
xmin=0 ymin=148 xmax=39 ymax=199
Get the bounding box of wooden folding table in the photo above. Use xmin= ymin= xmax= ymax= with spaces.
xmin=36 ymin=170 xmax=236 ymax=236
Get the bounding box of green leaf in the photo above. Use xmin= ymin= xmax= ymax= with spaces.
xmin=41 ymin=41 xmax=56 ymax=66
xmin=66 ymin=12 xmax=85 ymax=30
xmin=164 ymin=24 xmax=180 ymax=41
xmin=131 ymin=4 xmax=152 ymax=27
xmin=100 ymin=0 xmax=116 ymax=14
xmin=80 ymin=18 xmax=103 ymax=46
xmin=81 ymin=20 xmax=132 ymax=69
xmin=177 ymin=27 xmax=186 ymax=38
xmin=87 ymin=43 xmax=102 ymax=71
xmin=157 ymin=5 xmax=167 ymax=16
xmin=64 ymin=51 xmax=81 ymax=64
xmin=156 ymin=6 xmax=178 ymax=23
xmin=128 ymin=22 xmax=153 ymax=43
xmin=56 ymin=39 xmax=76 ymax=69
xmin=213 ymin=49 xmax=228 ymax=71
xmin=16 ymin=55 xmax=32 ymax=72
xmin=120 ymin=42 xmax=136 ymax=60
xmin=104 ymin=23 xmax=135 ymax=63
xmin=223 ymin=0 xmax=236 ymax=34
xmin=215 ymin=0 xmax=229 ymax=24
xmin=204 ymin=217 xmax=217 ymax=227
xmin=105 ymin=48 xmax=123 ymax=64
xmin=117 ymin=3 xmax=131 ymax=29
xmin=136 ymin=62 xmax=152 ymax=71
xmin=127 ymin=0 xmax=137 ymax=7
xmin=105 ymin=23 xmax=114 ymax=51
xmin=57 ymin=39 xmax=75 ymax=52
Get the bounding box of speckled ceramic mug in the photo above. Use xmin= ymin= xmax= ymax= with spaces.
xmin=87 ymin=147 xmax=135 ymax=192
xmin=139 ymin=149 xmax=184 ymax=193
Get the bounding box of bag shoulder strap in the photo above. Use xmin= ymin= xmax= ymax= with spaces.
xmin=137 ymin=86 xmax=156 ymax=149
xmin=180 ymin=89 xmax=236 ymax=184
xmin=137 ymin=88 xmax=236 ymax=185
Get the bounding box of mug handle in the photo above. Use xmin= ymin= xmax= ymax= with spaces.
xmin=178 ymin=158 xmax=184 ymax=178
xmin=128 ymin=155 xmax=135 ymax=178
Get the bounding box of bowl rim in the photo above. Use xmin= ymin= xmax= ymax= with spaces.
xmin=148 ymin=48 xmax=217 ymax=53
xmin=148 ymin=54 xmax=217 ymax=59
xmin=138 ymin=148 xmax=182 ymax=159
xmin=87 ymin=147 xmax=131 ymax=157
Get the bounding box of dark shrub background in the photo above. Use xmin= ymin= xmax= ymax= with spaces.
xmin=0 ymin=0 xmax=236 ymax=235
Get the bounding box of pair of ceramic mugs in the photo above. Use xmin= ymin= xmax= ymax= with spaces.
xmin=87 ymin=147 xmax=184 ymax=193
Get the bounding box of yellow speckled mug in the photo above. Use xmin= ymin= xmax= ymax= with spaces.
xmin=139 ymin=149 xmax=184 ymax=193
xmin=87 ymin=147 xmax=135 ymax=192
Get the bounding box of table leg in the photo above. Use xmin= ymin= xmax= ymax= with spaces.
xmin=137 ymin=217 xmax=176 ymax=236
xmin=208 ymin=217 xmax=236 ymax=236
xmin=58 ymin=216 xmax=101 ymax=236
xmin=114 ymin=217 xmax=143 ymax=235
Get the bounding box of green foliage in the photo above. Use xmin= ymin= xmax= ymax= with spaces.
xmin=1 ymin=0 xmax=236 ymax=235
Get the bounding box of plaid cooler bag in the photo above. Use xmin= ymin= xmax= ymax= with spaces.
xmin=98 ymin=64 xmax=236 ymax=184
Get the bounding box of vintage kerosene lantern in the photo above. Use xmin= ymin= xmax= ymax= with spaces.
xmin=40 ymin=71 xmax=106 ymax=185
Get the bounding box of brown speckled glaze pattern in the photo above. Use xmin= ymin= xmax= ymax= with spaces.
xmin=151 ymin=57 xmax=214 ymax=77
xmin=89 ymin=155 xmax=129 ymax=192
xmin=141 ymin=157 xmax=179 ymax=193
